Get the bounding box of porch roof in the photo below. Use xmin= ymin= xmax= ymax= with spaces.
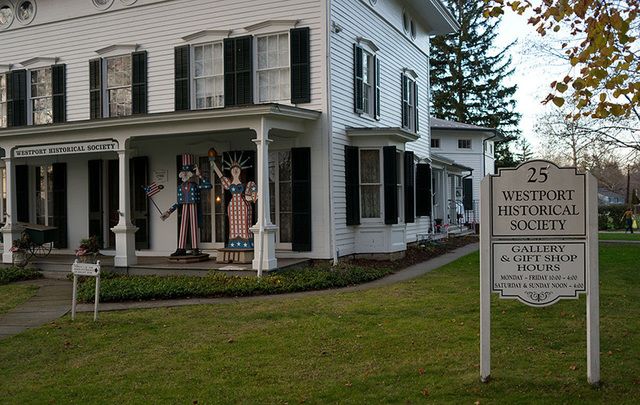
xmin=431 ymin=153 xmax=473 ymax=173
xmin=0 ymin=104 xmax=321 ymax=151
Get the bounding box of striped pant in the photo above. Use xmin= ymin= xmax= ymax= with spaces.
xmin=178 ymin=203 xmax=199 ymax=250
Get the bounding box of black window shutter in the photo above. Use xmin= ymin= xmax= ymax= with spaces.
xmin=7 ymin=70 xmax=27 ymax=127
xmin=89 ymin=59 xmax=102 ymax=119
xmin=383 ymin=146 xmax=398 ymax=225
xmin=174 ymin=45 xmax=191 ymax=111
xmin=414 ymin=81 xmax=419 ymax=132
xmin=15 ymin=165 xmax=29 ymax=222
xmin=132 ymin=51 xmax=147 ymax=114
xmin=51 ymin=64 xmax=66 ymax=123
xmin=404 ymin=151 xmax=415 ymax=224
xmin=374 ymin=56 xmax=381 ymax=120
xmin=291 ymin=147 xmax=312 ymax=251
xmin=130 ymin=156 xmax=149 ymax=249
xmin=345 ymin=146 xmax=360 ymax=226
xmin=415 ymin=163 xmax=432 ymax=217
xmin=52 ymin=163 xmax=68 ymax=248
xmin=463 ymin=177 xmax=473 ymax=211
xmin=401 ymin=75 xmax=408 ymax=129
xmin=224 ymin=36 xmax=253 ymax=106
xmin=290 ymin=27 xmax=310 ymax=104
xmin=353 ymin=44 xmax=364 ymax=113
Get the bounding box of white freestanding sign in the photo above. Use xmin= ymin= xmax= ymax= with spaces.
xmin=480 ymin=160 xmax=599 ymax=385
xmin=71 ymin=260 xmax=101 ymax=322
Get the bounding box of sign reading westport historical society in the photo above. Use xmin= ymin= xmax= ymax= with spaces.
xmin=14 ymin=140 xmax=118 ymax=158
xmin=480 ymin=160 xmax=600 ymax=386
xmin=489 ymin=161 xmax=588 ymax=305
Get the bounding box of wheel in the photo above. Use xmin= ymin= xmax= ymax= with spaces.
xmin=30 ymin=242 xmax=52 ymax=258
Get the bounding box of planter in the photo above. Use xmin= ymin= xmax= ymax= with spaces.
xmin=77 ymin=253 xmax=100 ymax=264
xmin=12 ymin=250 xmax=28 ymax=268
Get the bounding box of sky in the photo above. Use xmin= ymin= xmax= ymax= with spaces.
xmin=494 ymin=11 xmax=569 ymax=153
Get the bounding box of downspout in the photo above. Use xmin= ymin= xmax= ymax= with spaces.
xmin=325 ymin=0 xmax=338 ymax=266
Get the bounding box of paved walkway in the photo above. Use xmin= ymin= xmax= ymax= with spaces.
xmin=0 ymin=278 xmax=71 ymax=340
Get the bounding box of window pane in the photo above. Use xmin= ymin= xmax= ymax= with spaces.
xmin=109 ymin=88 xmax=132 ymax=117
xmin=278 ymin=151 xmax=291 ymax=181
xmin=361 ymin=185 xmax=380 ymax=218
xmin=360 ymin=150 xmax=379 ymax=183
xmin=279 ymin=181 xmax=292 ymax=212
xmin=279 ymin=213 xmax=292 ymax=243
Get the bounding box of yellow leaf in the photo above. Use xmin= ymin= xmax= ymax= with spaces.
xmin=552 ymin=97 xmax=565 ymax=107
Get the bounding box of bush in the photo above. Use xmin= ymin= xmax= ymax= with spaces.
xmin=77 ymin=263 xmax=393 ymax=303
xmin=0 ymin=267 xmax=43 ymax=285
xmin=598 ymin=204 xmax=628 ymax=230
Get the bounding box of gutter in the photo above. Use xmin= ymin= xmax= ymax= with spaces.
xmin=326 ymin=0 xmax=338 ymax=266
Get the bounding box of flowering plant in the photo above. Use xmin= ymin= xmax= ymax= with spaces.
xmin=75 ymin=236 xmax=101 ymax=257
xmin=9 ymin=235 xmax=30 ymax=253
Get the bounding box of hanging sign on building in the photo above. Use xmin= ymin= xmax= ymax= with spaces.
xmin=479 ymin=160 xmax=599 ymax=386
xmin=14 ymin=140 xmax=119 ymax=158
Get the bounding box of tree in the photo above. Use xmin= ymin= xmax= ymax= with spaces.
xmin=484 ymin=1 xmax=640 ymax=122
xmin=431 ymin=0 xmax=521 ymax=167
xmin=514 ymin=138 xmax=534 ymax=163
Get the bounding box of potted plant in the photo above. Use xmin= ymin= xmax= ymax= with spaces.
xmin=75 ymin=236 xmax=101 ymax=263
xmin=10 ymin=234 xmax=31 ymax=267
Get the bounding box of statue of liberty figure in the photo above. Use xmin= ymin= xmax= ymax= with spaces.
xmin=209 ymin=149 xmax=257 ymax=249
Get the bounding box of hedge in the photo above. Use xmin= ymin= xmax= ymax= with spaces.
xmin=0 ymin=267 xmax=43 ymax=285
xmin=77 ymin=264 xmax=393 ymax=303
xmin=598 ymin=204 xmax=629 ymax=230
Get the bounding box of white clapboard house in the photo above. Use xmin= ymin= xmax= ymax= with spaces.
xmin=0 ymin=0 xmax=457 ymax=271
xmin=430 ymin=117 xmax=500 ymax=227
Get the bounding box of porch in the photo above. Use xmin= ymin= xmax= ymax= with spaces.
xmin=4 ymin=253 xmax=310 ymax=279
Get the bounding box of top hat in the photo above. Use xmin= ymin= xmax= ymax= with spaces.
xmin=181 ymin=153 xmax=195 ymax=172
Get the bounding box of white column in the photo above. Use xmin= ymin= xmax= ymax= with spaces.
xmin=2 ymin=157 xmax=23 ymax=264
xmin=250 ymin=118 xmax=278 ymax=274
xmin=479 ymin=176 xmax=491 ymax=382
xmin=111 ymin=149 xmax=138 ymax=267
xmin=586 ymin=173 xmax=600 ymax=385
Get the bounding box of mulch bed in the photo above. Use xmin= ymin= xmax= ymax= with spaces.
xmin=349 ymin=235 xmax=479 ymax=271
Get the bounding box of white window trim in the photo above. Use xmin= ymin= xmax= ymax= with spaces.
xmin=244 ymin=19 xmax=298 ymax=36
xmin=359 ymin=148 xmax=384 ymax=223
xmin=182 ymin=30 xmax=230 ymax=44
xmin=103 ymin=54 xmax=133 ymax=118
xmin=0 ymin=72 xmax=7 ymax=128
xmin=95 ymin=44 xmax=138 ymax=58
xmin=402 ymin=73 xmax=416 ymax=132
xmin=396 ymin=150 xmax=404 ymax=224
xmin=254 ymin=30 xmax=292 ymax=105
xmin=27 ymin=66 xmax=53 ymax=126
xmin=355 ymin=38 xmax=379 ymax=120
xmin=458 ymin=139 xmax=472 ymax=149
xmin=269 ymin=150 xmax=293 ymax=250
xmin=190 ymin=41 xmax=225 ymax=110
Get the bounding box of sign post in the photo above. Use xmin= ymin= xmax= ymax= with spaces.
xmin=71 ymin=260 xmax=101 ymax=322
xmin=480 ymin=160 xmax=599 ymax=385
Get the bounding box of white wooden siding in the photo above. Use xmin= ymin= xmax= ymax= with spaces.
xmin=0 ymin=0 xmax=326 ymax=121
xmin=331 ymin=0 xmax=432 ymax=256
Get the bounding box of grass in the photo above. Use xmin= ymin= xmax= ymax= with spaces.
xmin=599 ymin=232 xmax=640 ymax=241
xmin=0 ymin=284 xmax=38 ymax=315
xmin=0 ymin=245 xmax=638 ymax=403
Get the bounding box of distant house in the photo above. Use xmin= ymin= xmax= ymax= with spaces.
xmin=598 ymin=188 xmax=625 ymax=205
xmin=430 ymin=117 xmax=501 ymax=223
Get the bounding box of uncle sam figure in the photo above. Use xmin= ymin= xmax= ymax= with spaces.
xmin=161 ymin=153 xmax=212 ymax=256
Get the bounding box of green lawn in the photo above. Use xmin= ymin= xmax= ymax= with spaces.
xmin=0 ymin=284 xmax=38 ymax=315
xmin=0 ymin=246 xmax=638 ymax=404
xmin=599 ymin=232 xmax=640 ymax=241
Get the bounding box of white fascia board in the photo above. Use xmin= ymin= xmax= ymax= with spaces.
xmin=409 ymin=0 xmax=459 ymax=35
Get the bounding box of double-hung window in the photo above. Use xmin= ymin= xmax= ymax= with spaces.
xmin=354 ymin=41 xmax=380 ymax=119
xmin=0 ymin=74 xmax=6 ymax=128
xmin=90 ymin=49 xmax=146 ymax=119
xmin=401 ymin=72 xmax=419 ymax=133
xmin=30 ymin=67 xmax=53 ymax=125
xmin=106 ymin=55 xmax=132 ymax=117
xmin=458 ymin=139 xmax=472 ymax=149
xmin=193 ymin=42 xmax=224 ymax=109
xmin=257 ymin=33 xmax=290 ymax=103
xmin=359 ymin=149 xmax=382 ymax=219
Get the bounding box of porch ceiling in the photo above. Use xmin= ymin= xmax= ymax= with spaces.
xmin=0 ymin=104 xmax=321 ymax=149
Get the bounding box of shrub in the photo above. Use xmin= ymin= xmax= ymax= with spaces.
xmin=598 ymin=204 xmax=628 ymax=230
xmin=0 ymin=267 xmax=43 ymax=285
xmin=77 ymin=263 xmax=393 ymax=303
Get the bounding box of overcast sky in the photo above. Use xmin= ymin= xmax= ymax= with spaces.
xmin=495 ymin=12 xmax=569 ymax=153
